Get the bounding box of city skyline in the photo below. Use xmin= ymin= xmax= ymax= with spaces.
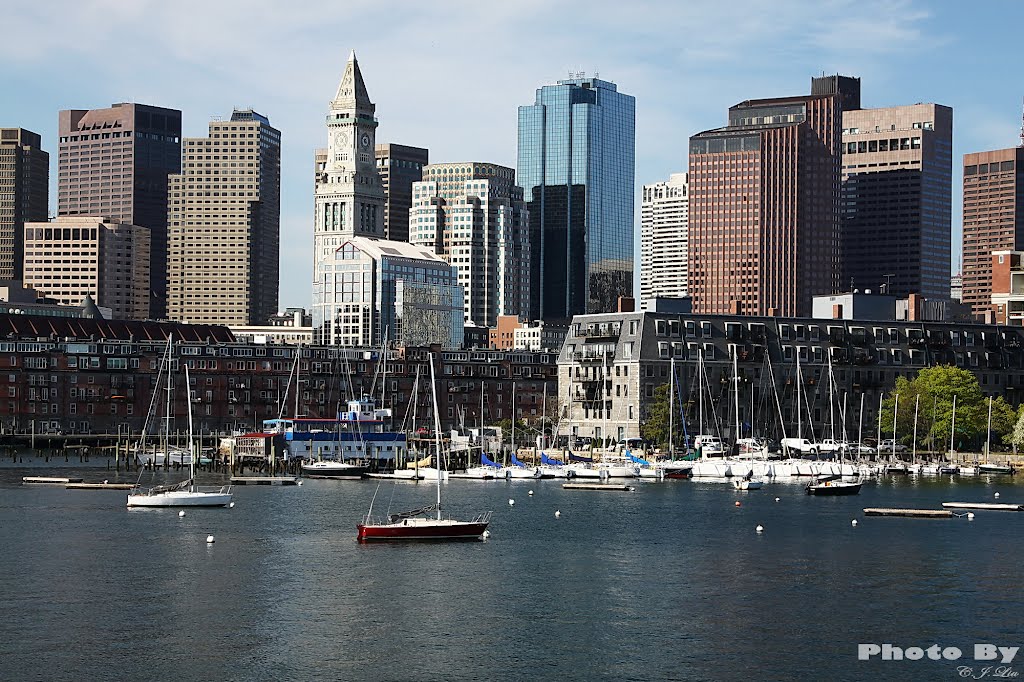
xmin=3 ymin=1 xmax=1022 ymax=309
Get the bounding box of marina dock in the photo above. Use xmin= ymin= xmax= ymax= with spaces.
xmin=562 ymin=483 xmax=633 ymax=491
xmin=22 ymin=476 xmax=83 ymax=484
xmin=864 ymin=508 xmax=952 ymax=518
xmin=230 ymin=476 xmax=299 ymax=486
xmin=941 ymin=502 xmax=1023 ymax=511
xmin=65 ymin=482 xmax=136 ymax=490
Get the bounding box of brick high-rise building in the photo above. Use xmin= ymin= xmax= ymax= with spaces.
xmin=166 ymin=110 xmax=281 ymax=326
xmin=961 ymin=146 xmax=1024 ymax=317
xmin=841 ymin=104 xmax=953 ymax=299
xmin=0 ymin=128 xmax=48 ymax=281
xmin=688 ymin=87 xmax=843 ymax=317
xmin=57 ymin=103 xmax=181 ymax=318
xmin=375 ymin=143 xmax=428 ymax=242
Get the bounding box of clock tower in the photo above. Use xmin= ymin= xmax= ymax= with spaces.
xmin=314 ymin=50 xmax=385 ymax=247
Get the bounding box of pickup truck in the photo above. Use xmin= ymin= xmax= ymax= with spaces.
xmin=781 ymin=438 xmax=819 ymax=455
xmin=817 ymin=440 xmax=846 ymax=455
xmin=879 ymin=439 xmax=908 ymax=453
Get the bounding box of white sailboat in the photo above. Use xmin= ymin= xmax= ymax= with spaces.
xmin=127 ymin=365 xmax=233 ymax=508
xmin=691 ymin=348 xmax=733 ymax=478
xmin=731 ymin=348 xmax=763 ymax=490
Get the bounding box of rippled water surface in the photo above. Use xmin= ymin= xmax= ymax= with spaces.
xmin=1 ymin=465 xmax=1022 ymax=681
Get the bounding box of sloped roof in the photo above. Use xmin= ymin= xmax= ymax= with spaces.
xmin=0 ymin=314 xmax=236 ymax=343
xmin=343 ymin=236 xmax=447 ymax=264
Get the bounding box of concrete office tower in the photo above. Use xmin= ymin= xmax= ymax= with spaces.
xmin=166 ymin=110 xmax=281 ymax=326
xmin=313 ymin=52 xmax=389 ymax=343
xmin=57 ymin=103 xmax=181 ymax=317
xmin=841 ymin=104 xmax=953 ymax=299
xmin=688 ymin=89 xmax=843 ymax=317
xmin=961 ymin=147 xmax=1024 ymax=317
xmin=641 ymin=172 xmax=689 ymax=305
xmin=376 ymin=143 xmax=428 ymax=242
xmin=518 ymin=76 xmax=635 ymax=321
xmin=409 ymin=162 xmax=529 ymax=327
xmin=0 ymin=129 xmax=48 ymax=281
xmin=22 ymin=216 xmax=150 ymax=320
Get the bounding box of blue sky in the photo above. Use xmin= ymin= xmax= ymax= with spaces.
xmin=3 ymin=0 xmax=1021 ymax=309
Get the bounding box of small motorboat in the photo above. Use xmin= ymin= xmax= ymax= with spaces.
xmin=806 ymin=474 xmax=862 ymax=496
xmin=732 ymin=471 xmax=764 ymax=491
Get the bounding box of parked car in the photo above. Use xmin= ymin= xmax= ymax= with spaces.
xmin=847 ymin=442 xmax=876 ymax=456
xmin=879 ymin=439 xmax=908 ymax=453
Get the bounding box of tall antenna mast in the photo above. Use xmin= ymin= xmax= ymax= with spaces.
xmin=1019 ymin=97 xmax=1024 ymax=147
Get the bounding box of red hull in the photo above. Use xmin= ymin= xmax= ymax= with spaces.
xmin=356 ymin=521 xmax=489 ymax=542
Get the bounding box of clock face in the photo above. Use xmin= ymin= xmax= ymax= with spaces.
xmin=360 ymin=133 xmax=370 ymax=150
xmin=333 ymin=130 xmax=348 ymax=147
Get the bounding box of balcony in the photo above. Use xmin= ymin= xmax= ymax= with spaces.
xmin=581 ymin=325 xmax=620 ymax=340
xmin=572 ymin=349 xmax=615 ymax=363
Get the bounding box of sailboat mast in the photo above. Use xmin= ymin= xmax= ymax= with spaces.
xmin=428 ymin=354 xmax=443 ymax=521
xmin=733 ymin=347 xmax=740 ymax=445
xmin=827 ymin=351 xmax=835 ymax=442
xmin=163 ymin=337 xmax=172 ymax=462
xmin=668 ymin=357 xmax=674 ymax=456
xmin=796 ymin=354 xmax=802 ymax=441
xmin=912 ymin=394 xmax=920 ymax=463
xmin=511 ymin=381 xmax=516 ymax=464
xmin=950 ymin=394 xmax=957 ymax=458
xmin=185 ymin=364 xmax=195 ymax=484
xmin=986 ymin=395 xmax=993 ymax=460
xmin=892 ymin=394 xmax=900 ymax=461
xmin=858 ymin=392 xmax=864 ymax=452
xmin=698 ymin=348 xmax=704 ymax=440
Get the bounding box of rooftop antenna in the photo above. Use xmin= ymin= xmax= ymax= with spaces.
xmin=1020 ymin=97 xmax=1024 ymax=147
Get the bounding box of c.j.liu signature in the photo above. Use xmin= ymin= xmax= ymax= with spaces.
xmin=958 ymin=666 xmax=1020 ymax=680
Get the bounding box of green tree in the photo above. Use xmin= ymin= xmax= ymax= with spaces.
xmin=1005 ymin=405 xmax=1024 ymax=453
xmin=641 ymin=383 xmax=687 ymax=450
xmin=879 ymin=365 xmax=1015 ymax=452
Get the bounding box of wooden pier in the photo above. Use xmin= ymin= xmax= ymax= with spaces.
xmin=562 ymin=483 xmax=634 ymax=491
xmin=65 ymin=482 xmax=136 ymax=490
xmin=23 ymin=476 xmax=83 ymax=484
xmin=864 ymin=508 xmax=952 ymax=518
xmin=942 ymin=502 xmax=1023 ymax=511
xmin=230 ymin=476 xmax=299 ymax=486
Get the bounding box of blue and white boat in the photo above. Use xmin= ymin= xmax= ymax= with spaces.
xmin=264 ymin=397 xmax=407 ymax=478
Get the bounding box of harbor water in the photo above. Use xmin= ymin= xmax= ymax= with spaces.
xmin=1 ymin=464 xmax=1023 ymax=681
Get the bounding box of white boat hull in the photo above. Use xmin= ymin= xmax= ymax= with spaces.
xmin=733 ymin=479 xmax=764 ymax=490
xmin=502 ymin=467 xmax=541 ymax=479
xmin=449 ymin=466 xmax=499 ymax=480
xmin=691 ymin=461 xmax=733 ymax=478
xmin=127 ymin=489 xmax=232 ymax=507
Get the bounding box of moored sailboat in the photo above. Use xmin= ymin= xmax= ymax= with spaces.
xmin=356 ymin=354 xmax=490 ymax=541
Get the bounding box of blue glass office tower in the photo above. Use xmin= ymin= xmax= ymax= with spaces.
xmin=518 ymin=77 xmax=635 ymax=321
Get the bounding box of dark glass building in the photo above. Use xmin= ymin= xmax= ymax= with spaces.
xmin=518 ymin=77 xmax=635 ymax=322
xmin=0 ymin=128 xmax=48 ymax=281
xmin=58 ymin=103 xmax=182 ymax=319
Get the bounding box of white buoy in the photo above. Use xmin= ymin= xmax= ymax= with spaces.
xmin=968 ymin=512 xmax=975 ymax=520
xmin=178 ymin=510 xmax=186 ymax=518
xmin=851 ymin=519 xmax=858 ymax=526
xmin=482 ymin=530 xmax=491 ymax=539
xmin=528 ymin=490 xmax=534 ymax=496
xmin=229 ymin=502 xmax=235 ymax=508
xmin=555 ymin=510 xmax=561 ymax=518
xmin=508 ymin=499 xmax=515 ymax=506
xmin=775 ymin=497 xmax=780 ymax=502
xmin=756 ymin=525 xmax=764 ymax=534
xmin=995 ymin=492 xmax=1000 ymax=498
xmin=297 ymin=480 xmax=303 ymax=486
xmin=206 ymin=535 xmax=215 ymax=544
xmin=103 ymin=480 xmax=109 ymax=485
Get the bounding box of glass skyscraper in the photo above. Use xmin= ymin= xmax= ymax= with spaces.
xmin=518 ymin=77 xmax=635 ymax=321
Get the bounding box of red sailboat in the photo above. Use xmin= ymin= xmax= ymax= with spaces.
xmin=357 ymin=353 xmax=491 ymax=542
